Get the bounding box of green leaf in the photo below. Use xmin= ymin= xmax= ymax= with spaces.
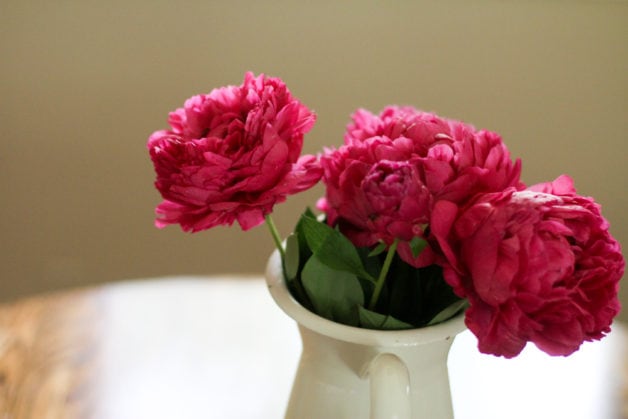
xmin=301 ymin=255 xmax=364 ymax=326
xmin=302 ymin=206 xmax=317 ymax=219
xmin=293 ymin=212 xmax=314 ymax=262
xmin=427 ymin=299 xmax=468 ymax=326
xmin=356 ymin=247 xmax=382 ymax=290
xmin=409 ymin=236 xmax=427 ymax=258
xmin=284 ymin=233 xmax=300 ymax=280
xmin=299 ymin=215 xmax=376 ymax=283
xmin=358 ymin=306 xmax=414 ymax=330
xmin=299 ymin=213 xmax=329 ymax=251
xmin=368 ymin=241 xmax=388 ymax=257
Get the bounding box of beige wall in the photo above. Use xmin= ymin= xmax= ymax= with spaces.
xmin=2 ymin=1 xmax=627 ymax=320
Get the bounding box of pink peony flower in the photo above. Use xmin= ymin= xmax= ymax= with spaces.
xmin=320 ymin=156 xmax=432 ymax=247
xmin=148 ymin=72 xmax=322 ymax=232
xmin=319 ymin=106 xmax=523 ymax=266
xmin=431 ymin=175 xmax=624 ymax=357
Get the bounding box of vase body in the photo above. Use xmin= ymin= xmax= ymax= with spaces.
xmin=265 ymin=250 xmax=466 ymax=419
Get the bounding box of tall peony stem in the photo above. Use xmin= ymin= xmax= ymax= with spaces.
xmin=368 ymin=239 xmax=399 ymax=310
xmin=265 ymin=214 xmax=286 ymax=261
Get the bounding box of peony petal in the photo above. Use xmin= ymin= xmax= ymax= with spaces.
xmin=236 ymin=208 xmax=266 ymax=231
xmin=528 ymin=175 xmax=576 ymax=195
xmin=147 ymin=72 xmax=318 ymax=233
xmin=430 ymin=200 xmax=460 ymax=269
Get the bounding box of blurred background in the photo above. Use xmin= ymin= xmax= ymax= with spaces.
xmin=1 ymin=1 xmax=626 ymax=320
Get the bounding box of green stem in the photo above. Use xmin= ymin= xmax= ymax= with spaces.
xmin=265 ymin=214 xmax=285 ymax=261
xmin=368 ymin=239 xmax=399 ymax=310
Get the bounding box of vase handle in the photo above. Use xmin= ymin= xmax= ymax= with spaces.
xmin=363 ymin=352 xmax=411 ymax=419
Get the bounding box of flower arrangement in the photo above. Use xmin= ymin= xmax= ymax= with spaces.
xmin=147 ymin=72 xmax=624 ymax=358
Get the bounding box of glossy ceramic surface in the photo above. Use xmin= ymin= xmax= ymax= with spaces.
xmin=265 ymin=250 xmax=466 ymax=419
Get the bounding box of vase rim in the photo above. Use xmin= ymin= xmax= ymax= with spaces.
xmin=265 ymin=250 xmax=467 ymax=347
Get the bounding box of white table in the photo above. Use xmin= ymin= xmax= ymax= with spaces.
xmin=1 ymin=276 xmax=626 ymax=418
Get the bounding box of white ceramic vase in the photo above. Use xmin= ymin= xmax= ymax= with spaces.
xmin=265 ymin=250 xmax=466 ymax=419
